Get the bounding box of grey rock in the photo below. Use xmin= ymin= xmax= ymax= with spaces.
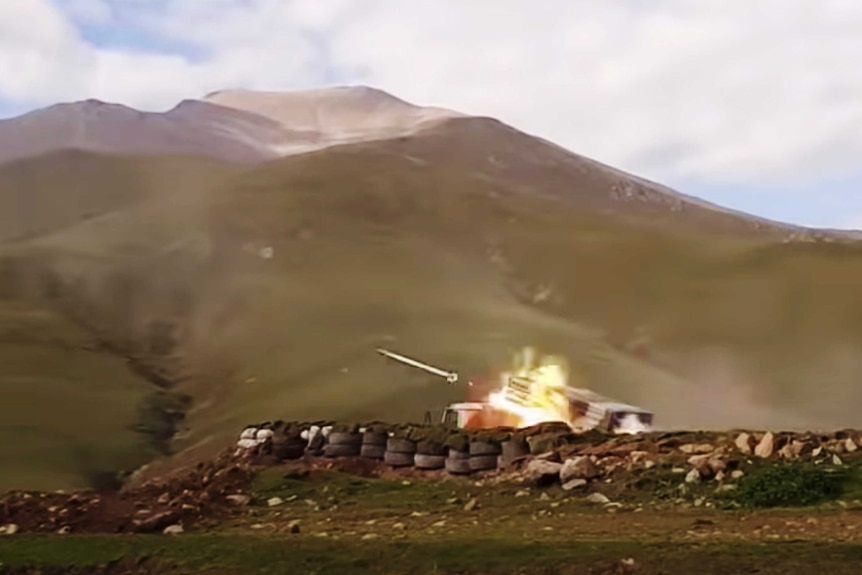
xmin=562 ymin=478 xmax=588 ymax=491
xmin=754 ymin=432 xmax=775 ymax=459
xmin=560 ymin=456 xmax=600 ymax=482
xmin=525 ymin=459 xmax=563 ymax=479
xmin=586 ymin=492 xmax=610 ymax=504
xmin=735 ymin=432 xmax=753 ymax=454
xmin=226 ymin=494 xmax=251 ymax=506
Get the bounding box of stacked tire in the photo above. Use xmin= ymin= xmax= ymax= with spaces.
xmin=274 ymin=434 xmax=306 ymax=460
xmin=305 ymin=430 xmax=325 ymax=456
xmin=469 ymin=440 xmax=501 ymax=472
xmin=384 ymin=437 xmax=416 ymax=467
xmin=414 ymin=440 xmax=447 ymax=470
xmin=324 ymin=431 xmax=362 ymax=457
xmin=360 ymin=430 xmax=388 ymax=460
xmin=499 ymin=437 xmax=529 ymax=467
xmin=445 ymin=449 xmax=471 ymax=475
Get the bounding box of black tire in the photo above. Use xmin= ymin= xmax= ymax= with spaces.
xmin=274 ymin=438 xmax=306 ymax=460
xmin=469 ymin=454 xmax=499 ymax=472
xmin=305 ymin=448 xmax=323 ymax=457
xmin=416 ymin=440 xmax=447 ymax=456
xmin=384 ymin=451 xmax=415 ymax=467
xmin=324 ymin=443 xmax=360 ymax=458
xmin=470 ymin=441 xmax=502 ymax=456
xmin=448 ymin=449 xmax=470 ymax=460
xmin=360 ymin=444 xmax=385 ymax=459
xmin=328 ymin=432 xmax=362 ymax=447
xmin=362 ymin=431 xmax=388 ymax=446
xmin=386 ymin=438 xmax=417 ymax=454
xmin=445 ymin=457 xmax=473 ymax=475
xmin=307 ymin=433 xmax=325 ymax=451
xmin=501 ymin=439 xmax=529 ymax=461
xmin=414 ymin=454 xmax=446 ymax=470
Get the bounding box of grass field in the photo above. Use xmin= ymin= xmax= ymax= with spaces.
xmin=4 ymin=535 xmax=862 ymax=574
xmin=0 ymin=299 xmax=154 ymax=492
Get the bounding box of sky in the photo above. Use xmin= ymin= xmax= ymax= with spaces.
xmin=1 ymin=0 xmax=861 ymax=229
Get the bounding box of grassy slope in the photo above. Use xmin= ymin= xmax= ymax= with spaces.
xmin=0 ymin=300 xmax=153 ymax=492
xmin=184 ymin=120 xmax=862 ymax=458
xmin=5 ymin=119 xmax=862 ymax=487
xmin=0 ymin=152 xmax=240 ymax=490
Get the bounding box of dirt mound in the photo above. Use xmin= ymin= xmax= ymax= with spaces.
xmin=5 ymin=424 xmax=862 ymax=535
xmin=0 ymin=450 xmax=253 ymax=534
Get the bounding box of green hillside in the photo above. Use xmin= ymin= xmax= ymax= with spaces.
xmin=2 ymin=118 xmax=862 ymax=489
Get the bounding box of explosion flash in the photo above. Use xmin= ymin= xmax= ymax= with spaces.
xmin=485 ymin=346 xmax=654 ymax=435
xmin=487 ymin=347 xmax=572 ymax=427
xmin=375 ymin=344 xmax=654 ymax=434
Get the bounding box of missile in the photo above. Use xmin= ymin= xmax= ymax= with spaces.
xmin=376 ymin=348 xmax=460 ymax=384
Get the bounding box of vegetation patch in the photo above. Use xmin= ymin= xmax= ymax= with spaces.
xmin=730 ymin=461 xmax=850 ymax=508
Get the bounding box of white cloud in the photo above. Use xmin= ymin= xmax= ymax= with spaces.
xmin=0 ymin=1 xmax=93 ymax=103
xmin=2 ymin=0 xmax=862 ymax=190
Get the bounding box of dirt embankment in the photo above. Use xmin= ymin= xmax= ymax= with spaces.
xmin=0 ymin=451 xmax=253 ymax=535
xmin=4 ymin=422 xmax=862 ymax=537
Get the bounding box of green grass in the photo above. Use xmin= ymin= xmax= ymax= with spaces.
xmin=2 ymin=534 xmax=862 ymax=574
xmin=251 ymin=467 xmax=465 ymax=513
xmin=731 ymin=461 xmax=850 ymax=508
xmin=0 ymin=300 xmax=155 ymax=492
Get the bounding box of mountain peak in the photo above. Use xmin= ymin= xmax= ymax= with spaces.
xmin=32 ymin=99 xmax=140 ymax=118
xmin=203 ymin=85 xmax=408 ymax=106
xmin=199 ymin=85 xmax=464 ymax=148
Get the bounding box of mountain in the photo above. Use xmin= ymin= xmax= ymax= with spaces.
xmin=2 ymin=86 xmax=862 ymax=490
xmin=0 ymin=99 xmax=285 ymax=166
xmin=203 ymin=86 xmax=464 ymax=154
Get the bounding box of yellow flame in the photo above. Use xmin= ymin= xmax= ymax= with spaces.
xmin=479 ymin=346 xmax=652 ymax=435
xmin=487 ymin=346 xmax=572 ymax=428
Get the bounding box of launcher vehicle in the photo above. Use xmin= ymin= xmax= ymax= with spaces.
xmin=376 ymin=348 xmax=653 ymax=435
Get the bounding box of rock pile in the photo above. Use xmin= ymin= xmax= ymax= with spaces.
xmin=496 ymin=428 xmax=862 ymax=498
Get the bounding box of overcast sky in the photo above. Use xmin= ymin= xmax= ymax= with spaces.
xmin=2 ymin=0 xmax=861 ymax=229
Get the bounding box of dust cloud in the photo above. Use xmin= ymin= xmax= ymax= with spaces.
xmin=651 ymin=346 xmax=826 ymax=432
